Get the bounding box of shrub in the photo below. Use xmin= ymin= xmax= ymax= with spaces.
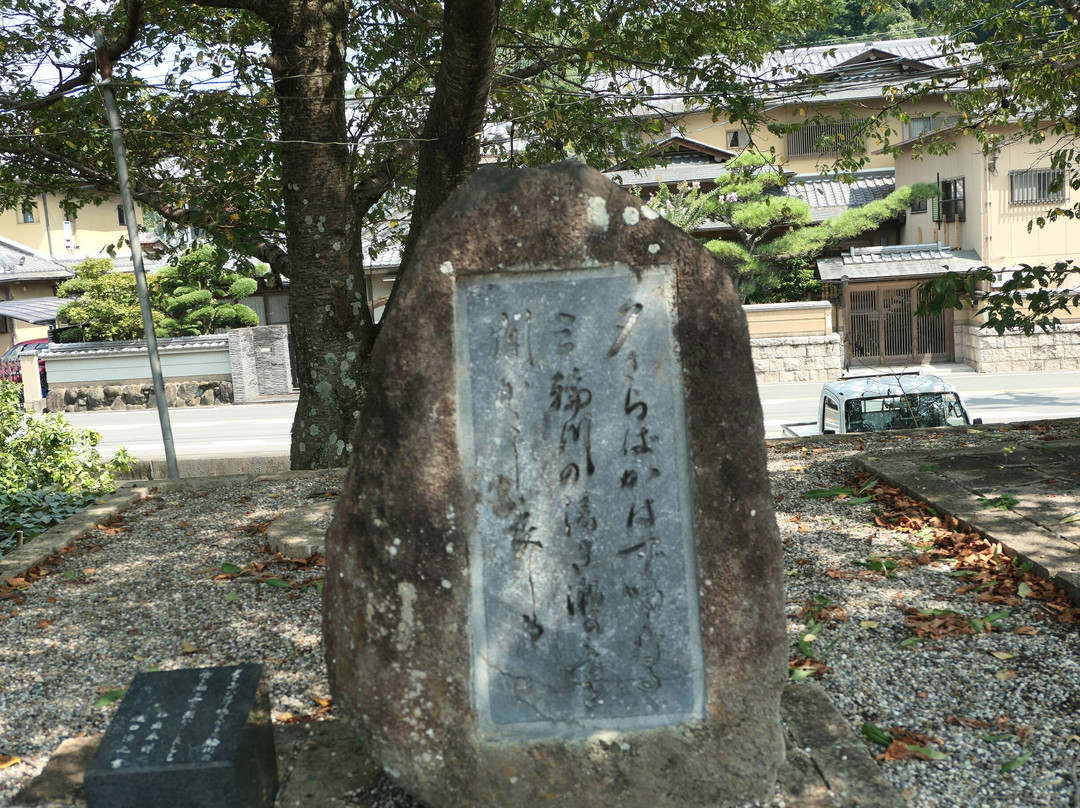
xmin=0 ymin=381 xmax=135 ymax=555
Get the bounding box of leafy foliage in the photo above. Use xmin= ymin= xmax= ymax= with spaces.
xmin=917 ymin=261 xmax=1080 ymax=335
xmin=0 ymin=0 xmax=826 ymax=468
xmin=646 ymin=153 xmax=938 ymax=301
xmin=55 ymin=258 xmax=157 ymax=341
xmin=0 ymin=381 xmax=134 ymax=554
xmin=154 ymin=245 xmax=262 ymax=336
xmin=56 ymin=250 xmax=263 ymax=341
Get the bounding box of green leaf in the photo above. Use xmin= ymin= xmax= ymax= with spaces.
xmin=224 ymin=591 xmax=240 ymax=602
xmin=908 ymin=745 xmax=948 ymax=760
xmin=221 ymin=563 xmax=243 ymax=574
xmin=1017 ymin=582 xmax=1033 ymax=598
xmin=847 ymin=495 xmax=873 ymax=505
xmin=1061 ymin=511 xmax=1080 ymax=524
xmin=900 ymin=636 xmax=928 ymax=648
xmin=982 ymin=733 xmax=1016 ymax=742
xmin=861 ymin=722 xmax=892 ymax=747
xmin=263 ymin=577 xmax=293 ymax=588
xmin=94 ymin=689 xmax=128 ymax=708
xmin=999 ymin=748 xmax=1032 ymax=774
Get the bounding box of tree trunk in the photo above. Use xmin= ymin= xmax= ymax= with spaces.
xmin=396 ymin=0 xmax=502 ymax=287
xmin=261 ymin=0 xmax=374 ymax=469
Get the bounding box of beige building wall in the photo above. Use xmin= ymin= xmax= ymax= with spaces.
xmin=895 ymin=132 xmax=986 ymax=254
xmin=897 ymin=128 xmax=1079 ymax=267
xmin=987 ymin=143 xmax=1077 ymax=267
xmin=0 ymin=194 xmax=143 ymax=259
xmin=677 ymin=98 xmax=953 ymax=175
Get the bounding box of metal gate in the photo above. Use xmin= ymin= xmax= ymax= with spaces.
xmin=845 ymin=283 xmax=951 ymax=364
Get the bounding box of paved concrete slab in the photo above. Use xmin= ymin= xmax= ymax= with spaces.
xmin=859 ymin=439 xmax=1080 ymax=605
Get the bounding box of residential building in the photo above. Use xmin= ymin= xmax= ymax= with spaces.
xmin=619 ymin=37 xmax=1077 ymax=370
xmin=0 ymin=193 xmax=154 ymax=353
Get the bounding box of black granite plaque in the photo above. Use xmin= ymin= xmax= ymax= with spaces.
xmin=84 ymin=664 xmax=277 ymax=808
xmin=455 ymin=265 xmax=705 ymax=740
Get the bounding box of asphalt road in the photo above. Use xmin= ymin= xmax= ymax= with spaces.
xmin=64 ymin=401 xmax=296 ymax=460
xmin=61 ymin=368 xmax=1080 ymax=459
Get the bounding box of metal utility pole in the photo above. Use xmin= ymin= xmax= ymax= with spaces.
xmin=95 ymin=30 xmax=179 ymax=478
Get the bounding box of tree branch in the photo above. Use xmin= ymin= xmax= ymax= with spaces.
xmin=0 ymin=0 xmax=145 ymax=113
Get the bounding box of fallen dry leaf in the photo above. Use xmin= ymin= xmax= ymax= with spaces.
xmin=946 ymin=715 xmax=993 ymax=729
xmin=0 ymin=754 xmax=20 ymax=769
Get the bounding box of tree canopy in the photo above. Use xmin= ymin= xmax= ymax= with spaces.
xmin=646 ymin=153 xmax=938 ymax=302
xmin=0 ymin=0 xmax=827 ymax=467
xmin=55 ymin=250 xmax=263 ymax=341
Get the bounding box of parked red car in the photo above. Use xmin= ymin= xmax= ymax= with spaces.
xmin=0 ymin=338 xmax=49 ymax=390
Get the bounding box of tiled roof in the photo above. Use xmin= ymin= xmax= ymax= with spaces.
xmin=784 ymin=170 xmax=895 ymax=222
xmin=625 ymin=37 xmax=970 ymax=116
xmin=0 ymin=235 xmax=74 ymax=281
xmin=818 ymin=244 xmax=984 ymax=282
xmin=759 ymin=37 xmax=956 ymax=77
xmin=45 ymin=334 xmax=229 ymax=358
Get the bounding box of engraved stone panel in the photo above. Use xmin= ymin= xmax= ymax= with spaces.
xmin=84 ymin=663 xmax=277 ymax=808
xmin=324 ymin=162 xmax=786 ymax=808
xmin=455 ymin=266 xmax=703 ymax=739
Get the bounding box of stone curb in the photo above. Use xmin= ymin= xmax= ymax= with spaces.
xmin=0 ymin=488 xmax=149 ymax=583
xmin=857 ymin=447 xmax=1080 ymax=607
xmin=780 ymin=681 xmax=906 ymax=808
xmin=1 ymin=464 xmax=344 ymax=582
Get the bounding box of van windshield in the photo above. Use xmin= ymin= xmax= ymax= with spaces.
xmin=845 ymin=392 xmax=968 ymax=433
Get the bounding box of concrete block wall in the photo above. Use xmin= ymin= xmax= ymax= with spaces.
xmin=956 ymin=323 xmax=1080 ymax=372
xmin=227 ymin=325 xmax=293 ymax=403
xmin=751 ymin=334 xmax=844 ymax=384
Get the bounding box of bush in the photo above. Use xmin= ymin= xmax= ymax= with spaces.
xmin=0 ymin=381 xmax=135 ymax=555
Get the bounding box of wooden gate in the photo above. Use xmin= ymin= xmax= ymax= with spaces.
xmin=845 ymin=283 xmax=951 ymax=364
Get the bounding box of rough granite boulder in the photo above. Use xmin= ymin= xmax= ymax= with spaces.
xmin=324 ymin=162 xmax=786 ymax=808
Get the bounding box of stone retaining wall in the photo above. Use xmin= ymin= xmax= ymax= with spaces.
xmin=46 ymin=380 xmax=233 ymax=412
xmin=956 ymin=323 xmax=1080 ymax=373
xmin=751 ymin=334 xmax=843 ymax=384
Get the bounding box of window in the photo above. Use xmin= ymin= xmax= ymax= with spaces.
xmin=935 ymin=177 xmax=965 ymax=223
xmin=845 ymin=392 xmax=969 ymax=432
xmin=1010 ymin=169 xmax=1066 ymax=205
xmin=726 ymin=129 xmax=750 ymax=149
xmin=785 ymin=120 xmax=863 ymax=158
xmin=905 ymin=117 xmax=933 ymax=140
xmin=822 ymin=395 xmax=840 ymax=434
xmin=20 ymin=204 xmax=35 ymax=224
xmin=0 ymin=317 xmax=8 ymax=334
xmin=117 ymin=205 xmax=127 ymax=226
xmin=910 ymin=197 xmax=927 ymax=213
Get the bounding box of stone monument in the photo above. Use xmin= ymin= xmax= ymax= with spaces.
xmin=83 ymin=663 xmax=277 ymax=808
xmin=324 ymin=162 xmax=785 ymax=807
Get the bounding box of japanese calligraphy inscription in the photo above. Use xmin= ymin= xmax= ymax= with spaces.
xmin=84 ymin=664 xmax=277 ymax=808
xmin=456 ymin=264 xmax=704 ymax=739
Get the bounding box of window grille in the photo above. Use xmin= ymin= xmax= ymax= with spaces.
xmin=1009 ymin=169 xmax=1066 ymax=205
xmin=786 ymin=120 xmax=863 ymax=157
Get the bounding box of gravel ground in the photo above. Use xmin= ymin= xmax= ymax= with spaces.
xmin=2 ymin=424 xmax=1079 ymax=807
